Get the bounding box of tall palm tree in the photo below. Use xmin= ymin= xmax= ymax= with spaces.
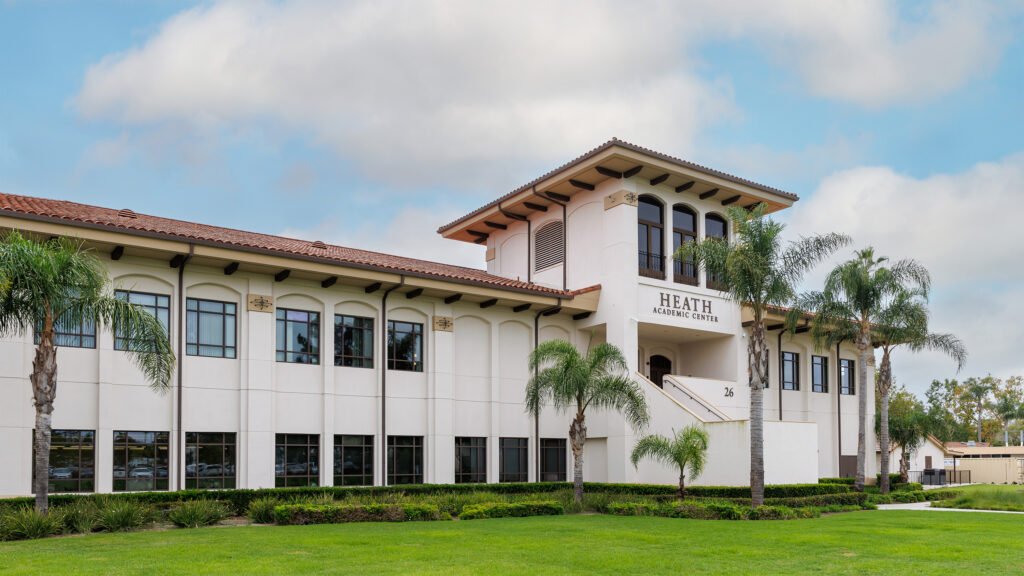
xmin=677 ymin=204 xmax=849 ymax=506
xmin=873 ymin=288 xmax=966 ymax=493
xmin=630 ymin=425 xmax=709 ymax=499
xmin=964 ymin=377 xmax=994 ymax=443
xmin=526 ymin=340 xmax=649 ymax=505
xmin=792 ymin=248 xmax=930 ymax=492
xmin=0 ymin=231 xmax=175 ymax=513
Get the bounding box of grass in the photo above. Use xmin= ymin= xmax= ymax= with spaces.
xmin=2 ymin=512 xmax=1023 ymax=575
xmin=934 ymin=485 xmax=1024 ymax=512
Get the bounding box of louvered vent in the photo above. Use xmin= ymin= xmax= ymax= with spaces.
xmin=117 ymin=208 xmax=137 ymax=219
xmin=534 ymin=221 xmax=564 ymax=272
xmin=310 ymin=240 xmax=327 ymax=250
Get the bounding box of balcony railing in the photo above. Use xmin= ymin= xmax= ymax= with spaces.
xmin=638 ymin=250 xmax=666 ymax=280
xmin=673 ymin=257 xmax=698 ymax=286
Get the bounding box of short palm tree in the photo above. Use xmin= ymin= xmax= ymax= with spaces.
xmin=0 ymin=231 xmax=175 ymax=513
xmin=677 ymin=204 xmax=849 ymax=506
xmin=630 ymin=425 xmax=709 ymax=499
xmin=874 ymin=288 xmax=966 ymax=493
xmin=792 ymin=247 xmax=930 ymax=492
xmin=884 ymin=389 xmax=931 ymax=482
xmin=526 ymin=340 xmax=649 ymax=505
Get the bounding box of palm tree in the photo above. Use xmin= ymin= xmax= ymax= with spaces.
xmin=792 ymin=248 xmax=929 ymax=492
xmin=630 ymin=425 xmax=709 ymax=499
xmin=0 ymin=231 xmax=175 ymax=513
xmin=994 ymin=396 xmax=1024 ymax=446
xmin=884 ymin=388 xmax=931 ymax=483
xmin=677 ymin=204 xmax=848 ymax=505
xmin=964 ymin=377 xmax=994 ymax=443
xmin=873 ymin=288 xmax=966 ymax=493
xmin=526 ymin=340 xmax=649 ymax=505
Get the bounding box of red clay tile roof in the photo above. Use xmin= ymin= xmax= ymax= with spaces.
xmin=0 ymin=192 xmax=590 ymax=298
xmin=438 ymin=137 xmax=798 ymax=233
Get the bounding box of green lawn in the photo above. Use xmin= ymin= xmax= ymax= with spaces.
xmin=2 ymin=512 xmax=1023 ymax=575
xmin=932 ymin=484 xmax=1024 ymax=512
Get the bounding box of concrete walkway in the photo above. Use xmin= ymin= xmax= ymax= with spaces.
xmin=876 ymin=501 xmax=1024 ymax=514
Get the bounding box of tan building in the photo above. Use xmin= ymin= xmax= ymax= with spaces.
xmin=945 ymin=445 xmax=1024 ymax=484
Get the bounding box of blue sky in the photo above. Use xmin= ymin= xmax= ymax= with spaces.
xmin=2 ymin=0 xmax=1023 ymax=392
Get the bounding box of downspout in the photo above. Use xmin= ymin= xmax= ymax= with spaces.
xmin=836 ymin=341 xmax=842 ymax=471
xmin=379 ymin=278 xmax=404 ymax=486
xmin=175 ymin=244 xmax=193 ymax=492
xmin=532 ymin=300 xmax=562 ymax=482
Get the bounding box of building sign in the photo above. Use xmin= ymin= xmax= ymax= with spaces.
xmin=651 ymin=292 xmax=719 ymax=323
xmin=247 ymin=294 xmax=274 ymax=312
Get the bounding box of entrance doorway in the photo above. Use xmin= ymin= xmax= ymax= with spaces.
xmin=649 ymin=355 xmax=672 ymax=389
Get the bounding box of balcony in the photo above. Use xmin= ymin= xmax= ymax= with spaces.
xmin=673 ymin=257 xmax=698 ymax=286
xmin=638 ymin=250 xmax=666 ymax=280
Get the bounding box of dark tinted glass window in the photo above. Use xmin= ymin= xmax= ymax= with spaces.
xmin=387 ymin=436 xmax=423 ymax=485
xmin=34 ymin=313 xmax=96 ymax=349
xmin=335 ymin=315 xmax=374 ymax=368
xmin=387 ymin=321 xmax=423 ymax=372
xmin=455 ymin=437 xmax=487 ymax=484
xmin=499 ymin=437 xmax=528 ymax=483
xmin=275 ymin=434 xmax=320 ymax=487
xmin=704 ymin=214 xmax=728 ymax=289
xmin=638 ymin=196 xmax=663 ymax=223
xmin=112 ymin=431 xmax=170 ymax=492
xmin=840 ymin=359 xmax=855 ymax=395
xmin=33 ymin=429 xmax=94 ymax=493
xmin=186 ymin=298 xmax=236 ymax=358
xmin=812 ymin=356 xmax=829 ymax=393
xmin=114 ymin=291 xmax=170 ymax=351
xmin=540 ymin=438 xmax=567 ymax=482
xmin=334 ymin=434 xmax=373 ymax=486
xmin=781 ymin=351 xmax=799 ymax=391
xmin=276 ymin=308 xmax=320 ymax=364
xmin=184 ymin=432 xmax=236 ymax=489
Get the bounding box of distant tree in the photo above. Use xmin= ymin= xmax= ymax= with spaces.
xmin=630 ymin=425 xmax=709 ymax=499
xmin=882 ymin=387 xmax=931 ymax=483
xmin=964 ymin=376 xmax=997 ymax=443
xmin=992 ymin=376 xmax=1024 ymax=446
xmin=526 ymin=340 xmax=649 ymax=505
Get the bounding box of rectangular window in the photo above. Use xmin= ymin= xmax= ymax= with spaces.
xmin=540 ymin=438 xmax=567 ymax=482
xmin=387 ymin=320 xmax=423 ymax=372
xmin=276 ymin=308 xmax=320 ymax=364
xmin=275 ymin=434 xmax=320 ymax=487
xmin=781 ymin=351 xmax=799 ymax=391
xmin=112 ymin=431 xmax=170 ymax=492
xmin=333 ymin=434 xmax=374 ymax=486
xmin=34 ymin=313 xmax=96 ymax=349
xmin=387 ymin=436 xmax=423 ymax=485
xmin=840 ymin=359 xmax=855 ymax=395
xmin=812 ymin=355 xmax=829 ymax=393
xmin=455 ymin=437 xmax=487 ymax=484
xmin=184 ymin=432 xmax=236 ymax=489
xmin=499 ymin=437 xmax=529 ymax=483
xmin=114 ymin=290 xmax=170 ymax=351
xmin=32 ymin=429 xmax=95 ymax=493
xmin=334 ymin=315 xmax=374 ymax=368
xmin=186 ymin=298 xmax=236 ymax=358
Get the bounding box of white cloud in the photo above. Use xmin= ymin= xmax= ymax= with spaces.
xmin=73 ymin=0 xmax=1012 ymax=187
xmin=784 ymin=153 xmax=1024 ymax=393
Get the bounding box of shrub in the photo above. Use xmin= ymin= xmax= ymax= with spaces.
xmin=60 ymin=499 xmax=100 ymax=534
xmin=459 ymin=501 xmax=563 ymax=520
xmin=96 ymin=500 xmax=153 ymax=532
xmin=893 ymin=482 xmax=922 ymax=492
xmin=606 ymin=502 xmax=660 ymax=516
xmin=248 ymin=497 xmax=281 ymax=524
xmin=875 ymin=473 xmax=903 ymax=485
xmin=168 ymin=499 xmax=230 ymax=528
xmin=0 ymin=507 xmax=63 ymax=541
xmin=818 ymin=477 xmax=855 ymax=485
xmin=273 ymin=503 xmax=444 ymax=525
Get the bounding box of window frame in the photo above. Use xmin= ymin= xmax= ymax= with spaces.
xmin=333 ymin=434 xmax=374 ymax=486
xmin=112 ymin=430 xmax=170 ymax=492
xmin=184 ymin=432 xmax=236 ymax=489
xmin=454 ymin=437 xmax=487 ymax=484
xmin=387 ymin=320 xmax=424 ymax=372
xmin=387 ymin=435 xmax=424 ymax=485
xmin=540 ymin=438 xmax=567 ymax=482
xmin=811 ymin=355 xmax=829 ymax=393
xmin=275 ymin=433 xmax=320 ymax=487
xmin=840 ymin=359 xmax=856 ymax=395
xmin=781 ymin=351 xmax=800 ymax=391
xmin=499 ymin=437 xmax=529 ymax=483
xmin=704 ymin=213 xmax=728 ymax=290
xmin=275 ymin=307 xmax=321 ymax=365
xmin=34 ymin=312 xmax=96 ymax=349
xmin=186 ymin=297 xmax=237 ymax=359
xmin=32 ymin=429 xmax=95 ymax=493
xmin=637 ymin=195 xmax=666 ymax=279
xmin=334 ymin=314 xmax=374 ymax=368
xmin=671 ymin=204 xmax=698 ymax=286
xmin=113 ymin=290 xmax=170 ymax=351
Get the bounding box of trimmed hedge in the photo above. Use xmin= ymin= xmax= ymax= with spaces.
xmin=702 ymin=492 xmax=870 ymax=509
xmin=875 ymin=473 xmax=903 ymax=485
xmin=867 ymin=489 xmax=962 ymax=505
xmin=459 ymin=501 xmax=563 ymax=520
xmin=819 ymin=477 xmax=855 ymax=485
xmin=273 ymin=503 xmax=443 ymax=525
xmin=606 ymin=501 xmax=818 ymax=521
xmin=0 ymin=482 xmax=848 ymax=515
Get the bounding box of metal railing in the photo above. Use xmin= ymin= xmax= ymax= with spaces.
xmin=673 ymin=257 xmax=698 ymax=285
xmin=638 ymin=250 xmax=666 ymax=280
xmin=907 ymin=469 xmax=971 ymax=485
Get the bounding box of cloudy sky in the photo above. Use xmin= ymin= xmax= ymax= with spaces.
xmin=2 ymin=0 xmax=1022 ymax=395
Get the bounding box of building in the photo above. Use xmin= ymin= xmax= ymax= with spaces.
xmin=945 ymin=445 xmax=1024 ymax=484
xmin=0 ymin=139 xmax=876 ymax=496
xmin=876 ymin=435 xmax=947 ymax=478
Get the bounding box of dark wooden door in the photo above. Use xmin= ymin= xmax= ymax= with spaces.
xmin=649 ymin=355 xmax=672 ymax=389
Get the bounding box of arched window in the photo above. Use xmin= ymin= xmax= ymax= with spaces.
xmin=705 ymin=213 xmax=728 ymax=289
xmin=534 ymin=221 xmax=564 ymax=272
xmin=637 ymin=196 xmax=664 ymax=279
xmin=672 ymin=205 xmax=697 ymax=285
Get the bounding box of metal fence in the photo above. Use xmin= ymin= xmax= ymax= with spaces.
xmin=907 ymin=469 xmax=971 ymax=486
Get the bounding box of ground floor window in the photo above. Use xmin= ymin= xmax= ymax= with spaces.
xmin=499 ymin=437 xmax=528 ymax=483
xmin=276 ymin=434 xmax=319 ymax=487
xmin=387 ymin=436 xmax=423 ymax=485
xmin=540 ymin=438 xmax=567 ymax=482
xmin=185 ymin=432 xmax=236 ymax=489
xmin=33 ymin=429 xmax=95 ymax=493
xmin=455 ymin=437 xmax=487 ymax=483
xmin=113 ymin=431 xmax=169 ymax=492
xmin=334 ymin=434 xmax=374 ymax=486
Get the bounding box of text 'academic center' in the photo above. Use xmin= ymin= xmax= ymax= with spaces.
xmin=0 ymin=139 xmax=876 ymax=495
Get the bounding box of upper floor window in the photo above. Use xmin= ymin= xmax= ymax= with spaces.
xmin=276 ymin=308 xmax=320 ymax=364
xmin=534 ymin=221 xmax=565 ymax=272
xmin=637 ymin=195 xmax=665 ymax=279
xmin=335 ymin=315 xmax=374 ymax=368
xmin=672 ymin=204 xmax=698 ymax=285
xmin=812 ymin=355 xmax=829 ymax=393
xmin=35 ymin=312 xmax=96 ymax=349
xmin=840 ymin=359 xmax=855 ymax=395
xmin=114 ymin=290 xmax=170 ymax=351
xmin=704 ymin=214 xmax=728 ymax=289
xmin=186 ymin=298 xmax=236 ymax=358
xmin=781 ymin=351 xmax=799 ymax=391
xmin=387 ymin=320 xmax=423 ymax=372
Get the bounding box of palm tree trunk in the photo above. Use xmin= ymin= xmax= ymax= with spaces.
xmin=749 ymin=320 xmax=766 ymax=507
xmin=854 ymin=329 xmax=869 ymax=493
xmin=878 ymin=351 xmax=892 ymax=495
xmin=30 ymin=327 xmax=58 ymax=514
xmin=569 ymin=412 xmax=587 ymax=505
xmin=678 ymin=471 xmax=686 ymax=500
